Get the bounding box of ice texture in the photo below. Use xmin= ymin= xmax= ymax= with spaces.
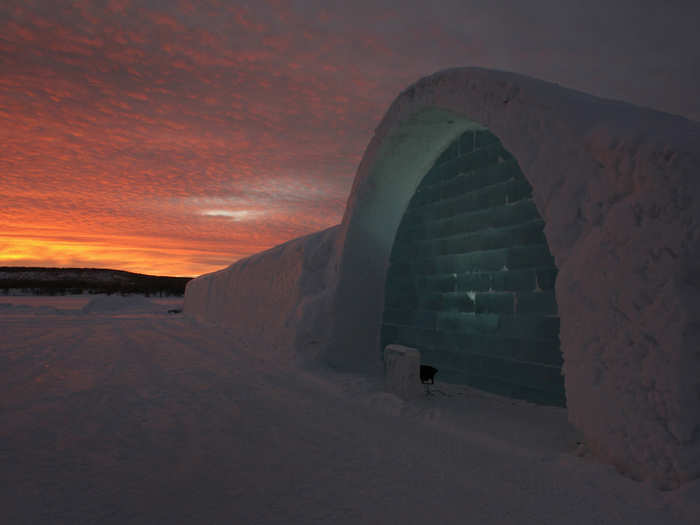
xmin=185 ymin=67 xmax=700 ymax=487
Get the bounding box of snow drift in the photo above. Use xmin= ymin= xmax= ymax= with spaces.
xmin=81 ymin=295 xmax=166 ymax=314
xmin=184 ymin=67 xmax=700 ymax=488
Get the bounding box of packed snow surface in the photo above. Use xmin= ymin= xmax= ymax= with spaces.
xmin=1 ymin=296 xmax=699 ymax=524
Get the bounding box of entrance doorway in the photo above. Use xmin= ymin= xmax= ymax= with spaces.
xmin=380 ymin=129 xmax=564 ymax=406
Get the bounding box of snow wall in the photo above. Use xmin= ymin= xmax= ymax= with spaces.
xmin=184 ymin=225 xmax=339 ymax=365
xmin=185 ymin=67 xmax=700 ymax=488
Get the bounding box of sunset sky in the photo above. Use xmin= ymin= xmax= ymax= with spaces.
xmin=2 ymin=1 xmax=698 ymax=277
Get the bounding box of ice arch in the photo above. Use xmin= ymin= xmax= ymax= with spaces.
xmin=380 ymin=128 xmax=564 ymax=406
xmin=185 ymin=67 xmax=700 ymax=487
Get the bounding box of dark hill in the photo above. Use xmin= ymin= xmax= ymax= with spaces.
xmin=0 ymin=267 xmax=192 ymax=296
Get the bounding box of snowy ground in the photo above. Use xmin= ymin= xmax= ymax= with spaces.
xmin=0 ymin=294 xmax=184 ymax=310
xmin=1 ymin=296 xmax=698 ymax=524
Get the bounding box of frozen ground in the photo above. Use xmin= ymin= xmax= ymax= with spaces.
xmin=1 ymin=296 xmax=698 ymax=524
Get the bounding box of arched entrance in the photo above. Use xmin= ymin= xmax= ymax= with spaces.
xmin=380 ymin=129 xmax=564 ymax=406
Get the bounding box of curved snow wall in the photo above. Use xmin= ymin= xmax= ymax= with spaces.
xmin=186 ymin=68 xmax=700 ymax=487
xmin=381 ymin=129 xmax=564 ymax=406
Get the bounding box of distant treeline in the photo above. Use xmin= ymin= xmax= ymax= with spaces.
xmin=0 ymin=267 xmax=193 ymax=296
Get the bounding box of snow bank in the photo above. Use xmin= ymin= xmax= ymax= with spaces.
xmin=81 ymin=295 xmax=165 ymax=314
xmin=184 ymin=226 xmax=338 ymax=364
xmin=185 ymin=67 xmax=700 ymax=487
